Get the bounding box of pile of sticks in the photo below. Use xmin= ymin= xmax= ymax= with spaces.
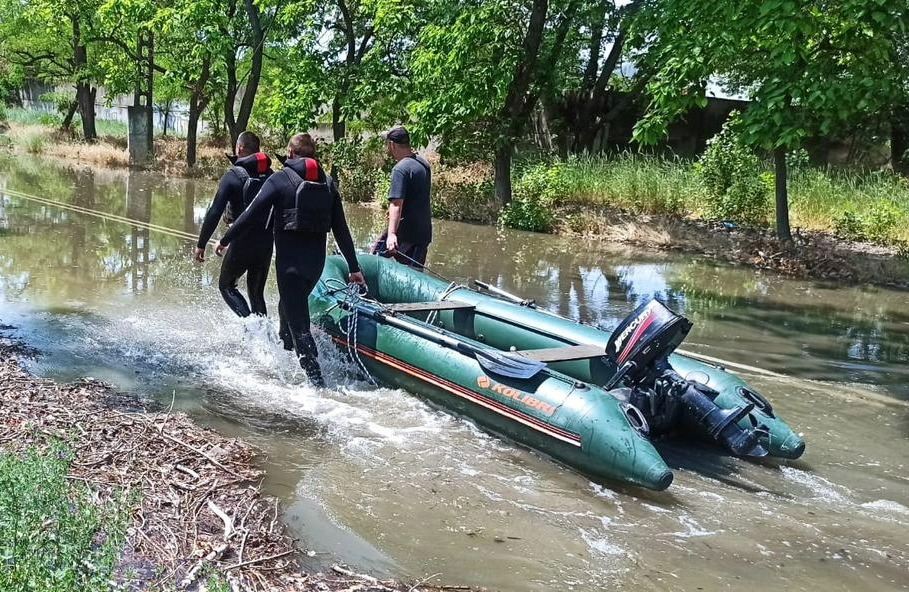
xmin=0 ymin=338 xmax=477 ymax=592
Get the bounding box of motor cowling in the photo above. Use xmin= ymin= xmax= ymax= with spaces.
xmin=604 ymin=299 xmax=692 ymax=386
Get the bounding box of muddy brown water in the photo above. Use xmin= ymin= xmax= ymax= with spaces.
xmin=1 ymin=158 xmax=907 ymax=591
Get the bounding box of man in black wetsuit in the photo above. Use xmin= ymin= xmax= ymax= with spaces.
xmin=216 ymin=133 xmax=364 ymax=387
xmin=194 ymin=131 xmax=273 ymax=317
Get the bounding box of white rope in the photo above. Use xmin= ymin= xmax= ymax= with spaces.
xmin=324 ymin=278 xmax=378 ymax=386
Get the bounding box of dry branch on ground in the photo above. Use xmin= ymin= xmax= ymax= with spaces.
xmin=0 ymin=338 xmax=478 ymax=592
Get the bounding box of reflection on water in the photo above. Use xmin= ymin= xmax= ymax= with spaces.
xmin=1 ymin=156 xmax=908 ymax=591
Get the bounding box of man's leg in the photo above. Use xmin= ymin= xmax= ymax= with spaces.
xmin=218 ymin=246 xmax=252 ymax=317
xmin=396 ymin=243 xmax=428 ymax=270
xmin=276 ymin=267 xmax=324 ymax=387
xmin=245 ymin=241 xmax=273 ymax=317
xmin=277 ymin=300 xmax=292 ymax=351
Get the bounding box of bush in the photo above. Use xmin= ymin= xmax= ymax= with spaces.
xmin=24 ymin=133 xmax=45 ymax=154
xmin=431 ymin=164 xmax=497 ymax=223
xmin=324 ymin=138 xmax=388 ymax=202
xmin=0 ymin=444 xmax=131 ymax=591
xmin=498 ymin=161 xmax=561 ymax=232
xmin=833 ymin=202 xmax=906 ymax=245
xmin=697 ymin=114 xmax=771 ymax=225
xmin=834 ymin=210 xmax=866 ymax=241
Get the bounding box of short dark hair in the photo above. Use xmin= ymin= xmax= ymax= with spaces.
xmin=237 ymin=131 xmax=260 ymax=153
xmin=287 ymin=133 xmax=317 ymax=158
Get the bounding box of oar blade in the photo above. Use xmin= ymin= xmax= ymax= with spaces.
xmin=475 ymin=350 xmax=546 ymax=380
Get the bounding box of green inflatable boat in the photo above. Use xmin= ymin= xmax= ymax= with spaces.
xmin=309 ymin=255 xmax=805 ymax=491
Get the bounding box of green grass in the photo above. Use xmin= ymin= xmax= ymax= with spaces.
xmin=6 ymin=107 xmax=130 ymax=137
xmin=0 ymin=444 xmax=132 ymax=591
xmin=540 ymin=153 xmax=909 ymax=245
xmin=555 ymin=153 xmax=706 ymax=215
xmin=5 ymin=106 xmax=63 ymax=127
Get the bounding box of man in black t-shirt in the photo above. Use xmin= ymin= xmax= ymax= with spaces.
xmin=371 ymin=125 xmax=432 ymax=269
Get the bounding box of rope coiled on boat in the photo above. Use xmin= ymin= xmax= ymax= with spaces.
xmin=323 ymin=278 xmax=379 ymax=386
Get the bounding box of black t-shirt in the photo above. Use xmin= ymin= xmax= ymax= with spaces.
xmin=388 ymin=154 xmax=432 ymax=245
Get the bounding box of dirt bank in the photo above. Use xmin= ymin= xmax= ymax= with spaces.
xmin=0 ymin=332 xmax=476 ymax=592
xmin=558 ymin=206 xmax=909 ymax=289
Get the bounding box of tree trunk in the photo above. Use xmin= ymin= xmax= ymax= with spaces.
xmin=71 ymin=16 xmax=97 ymax=141
xmin=224 ymin=50 xmax=239 ymax=146
xmin=494 ymin=143 xmax=513 ymax=207
xmin=773 ymin=146 xmax=792 ymax=245
xmin=161 ymin=101 xmax=171 ymax=136
xmin=330 ymin=96 xmax=347 ymax=179
xmin=186 ymin=59 xmax=212 ymax=167
xmin=187 ymin=96 xmax=201 ymax=168
xmin=331 ymin=96 xmax=346 ymax=142
xmin=61 ymin=100 xmax=78 ymax=131
xmin=77 ymin=85 xmax=97 ymax=141
xmin=892 ymin=106 xmax=909 ymax=176
xmin=231 ymin=0 xmax=265 ymax=137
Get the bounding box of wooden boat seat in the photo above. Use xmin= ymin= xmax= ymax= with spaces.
xmin=516 ymin=344 xmax=606 ymax=362
xmin=388 ymin=301 xmax=476 ymax=313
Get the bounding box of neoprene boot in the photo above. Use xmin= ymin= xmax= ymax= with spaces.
xmin=219 ymin=287 xmax=252 ymax=318
xmin=292 ymin=331 xmax=325 ymax=387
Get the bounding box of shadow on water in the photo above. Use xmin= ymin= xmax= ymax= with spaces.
xmin=654 ymin=438 xmax=804 ymax=498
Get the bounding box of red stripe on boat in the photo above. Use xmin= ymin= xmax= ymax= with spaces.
xmin=331 ymin=336 xmax=582 ymax=447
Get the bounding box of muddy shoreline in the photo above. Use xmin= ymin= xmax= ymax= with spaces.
xmin=557 ymin=207 xmax=909 ymax=290
xmin=0 ymin=333 xmax=476 ymax=592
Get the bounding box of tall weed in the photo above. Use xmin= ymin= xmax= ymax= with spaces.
xmin=499 ymin=161 xmax=561 ymax=232
xmin=696 ymin=115 xmax=771 ymax=225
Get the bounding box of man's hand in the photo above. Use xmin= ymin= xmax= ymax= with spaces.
xmin=348 ymin=271 xmax=366 ymax=286
xmin=385 ymin=232 xmax=399 ymax=254
xmin=215 ymin=242 xmax=228 ymax=257
xmin=192 ymin=246 xmax=206 ymax=263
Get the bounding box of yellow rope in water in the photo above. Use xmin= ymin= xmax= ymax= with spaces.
xmin=2 ymin=187 xmax=211 ymax=244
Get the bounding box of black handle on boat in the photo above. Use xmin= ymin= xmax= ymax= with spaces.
xmin=352 ymin=304 xmax=546 ymax=380
xmin=473 ymin=280 xmax=536 ymax=307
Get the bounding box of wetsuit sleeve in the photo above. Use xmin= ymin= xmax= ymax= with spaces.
xmin=220 ymin=175 xmax=278 ymax=246
xmin=330 ymin=186 xmax=360 ymax=273
xmin=196 ymin=172 xmax=240 ymax=248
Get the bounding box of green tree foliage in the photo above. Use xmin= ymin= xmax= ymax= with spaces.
xmin=543 ymin=0 xmax=645 ymax=154
xmin=0 ymin=0 xmax=105 ymax=139
xmin=631 ymin=0 xmax=909 ymax=243
xmin=152 ymin=0 xmax=233 ymax=164
xmin=261 ymin=0 xmax=418 ymax=144
xmin=410 ymin=0 xmax=579 ymax=205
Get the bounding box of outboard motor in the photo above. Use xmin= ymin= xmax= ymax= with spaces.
xmin=604 ymin=299 xmax=767 ymax=457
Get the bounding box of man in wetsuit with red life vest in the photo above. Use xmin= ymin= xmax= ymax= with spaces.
xmin=194 ymin=131 xmax=273 ymax=317
xmin=216 ymin=133 xmax=364 ymax=387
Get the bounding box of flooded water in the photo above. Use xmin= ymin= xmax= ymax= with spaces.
xmin=1 ymin=156 xmax=907 ymax=591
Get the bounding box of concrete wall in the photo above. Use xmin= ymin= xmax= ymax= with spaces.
xmin=16 ymin=80 xmax=207 ymax=136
